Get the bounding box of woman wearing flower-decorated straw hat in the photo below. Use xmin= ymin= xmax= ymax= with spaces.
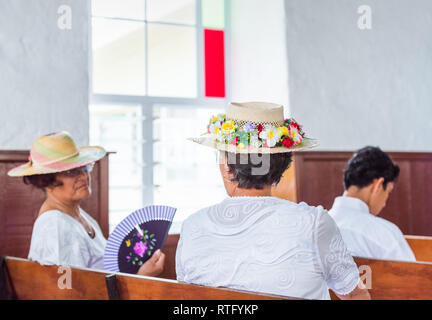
xmin=8 ymin=132 xmax=165 ymax=276
xmin=176 ymin=102 xmax=370 ymax=300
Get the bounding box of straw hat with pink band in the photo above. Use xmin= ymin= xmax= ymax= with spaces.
xmin=189 ymin=102 xmax=319 ymax=154
xmin=8 ymin=131 xmax=106 ymax=177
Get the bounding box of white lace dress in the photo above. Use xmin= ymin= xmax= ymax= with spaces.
xmin=28 ymin=209 xmax=107 ymax=270
xmin=176 ymin=196 xmax=360 ymax=300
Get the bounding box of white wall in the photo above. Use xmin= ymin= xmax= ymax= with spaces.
xmin=229 ymin=0 xmax=290 ymax=115
xmin=285 ymin=0 xmax=432 ymax=151
xmin=0 ymin=0 xmax=89 ymax=149
xmin=2 ymin=1 xmax=431 ymax=152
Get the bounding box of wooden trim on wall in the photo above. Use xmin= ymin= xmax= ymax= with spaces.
xmin=292 ymin=151 xmax=432 ymax=236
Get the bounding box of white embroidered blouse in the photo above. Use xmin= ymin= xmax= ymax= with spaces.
xmin=27 ymin=209 xmax=107 ymax=270
xmin=176 ymin=196 xmax=360 ymax=300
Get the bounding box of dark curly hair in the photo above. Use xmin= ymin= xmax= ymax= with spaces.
xmin=343 ymin=146 xmax=400 ymax=190
xmin=23 ymin=173 xmax=63 ymax=191
xmin=225 ymin=152 xmax=293 ymax=189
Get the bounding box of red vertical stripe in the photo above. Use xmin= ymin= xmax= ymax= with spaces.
xmin=204 ymin=29 xmax=225 ymax=98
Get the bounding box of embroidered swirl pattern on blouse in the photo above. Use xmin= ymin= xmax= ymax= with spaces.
xmin=324 ymin=233 xmax=358 ymax=291
xmin=178 ymin=197 xmax=360 ymax=299
xmin=275 ymin=268 xmax=296 ymax=290
xmin=207 ymin=198 xmax=270 ymax=227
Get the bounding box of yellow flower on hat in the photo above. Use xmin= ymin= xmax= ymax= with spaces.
xmin=277 ymin=126 xmax=289 ymax=137
xmin=237 ymin=143 xmax=246 ymax=149
xmin=221 ymin=120 xmax=235 ymax=134
xmin=210 ymin=115 xmax=219 ymax=124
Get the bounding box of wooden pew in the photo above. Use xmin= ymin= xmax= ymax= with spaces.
xmin=1 ymin=256 xmax=293 ymax=300
xmin=4 ymin=255 xmax=432 ymax=300
xmin=160 ymin=235 xmax=432 ymax=300
xmin=405 ymin=235 xmax=432 ymax=263
xmin=330 ymin=257 xmax=432 ymax=300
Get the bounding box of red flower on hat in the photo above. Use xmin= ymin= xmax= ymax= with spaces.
xmin=257 ymin=124 xmax=263 ymax=135
xmin=282 ymin=137 xmax=294 ymax=149
xmin=290 ymin=121 xmax=300 ymax=131
xmin=232 ymin=137 xmax=239 ymax=145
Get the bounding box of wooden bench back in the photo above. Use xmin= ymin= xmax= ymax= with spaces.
xmin=330 ymin=257 xmax=432 ymax=300
xmin=2 ymin=256 xmax=291 ymax=300
xmin=4 ymin=255 xmax=432 ymax=300
xmin=160 ymin=235 xmax=432 ymax=300
xmin=405 ymin=235 xmax=432 ymax=262
xmin=158 ymin=234 xmax=432 ymax=283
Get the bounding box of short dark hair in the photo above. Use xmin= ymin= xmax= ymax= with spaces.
xmin=225 ymin=152 xmax=293 ymax=189
xmin=343 ymin=146 xmax=400 ymax=190
xmin=23 ymin=173 xmax=63 ymax=191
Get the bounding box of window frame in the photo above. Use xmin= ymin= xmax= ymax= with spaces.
xmin=89 ymin=0 xmax=230 ymax=211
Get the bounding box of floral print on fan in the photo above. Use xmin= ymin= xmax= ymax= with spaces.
xmin=125 ymin=229 xmax=157 ymax=266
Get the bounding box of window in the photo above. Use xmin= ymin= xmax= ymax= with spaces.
xmin=89 ymin=0 xmax=229 ymax=233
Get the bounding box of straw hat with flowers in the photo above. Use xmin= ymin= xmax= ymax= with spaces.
xmin=189 ymin=102 xmax=318 ymax=153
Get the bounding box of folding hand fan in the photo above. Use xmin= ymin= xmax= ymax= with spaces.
xmin=104 ymin=205 xmax=176 ymax=274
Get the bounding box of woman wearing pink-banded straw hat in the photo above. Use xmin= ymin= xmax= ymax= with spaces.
xmin=8 ymin=131 xmax=165 ymax=276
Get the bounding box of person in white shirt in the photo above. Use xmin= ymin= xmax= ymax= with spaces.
xmin=177 ymin=102 xmax=370 ymax=300
xmin=8 ymin=131 xmax=165 ymax=276
xmin=329 ymin=146 xmax=416 ymax=262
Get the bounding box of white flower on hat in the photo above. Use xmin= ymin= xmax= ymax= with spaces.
xmin=215 ymin=128 xmax=224 ymax=142
xmin=210 ymin=113 xmax=225 ymax=124
xmin=259 ymin=125 xmax=281 ymax=147
xmin=209 ymin=121 xmax=222 ymax=135
xmin=289 ymin=125 xmax=303 ymax=145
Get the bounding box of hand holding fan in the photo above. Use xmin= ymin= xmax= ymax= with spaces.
xmin=104 ymin=205 xmax=176 ymax=274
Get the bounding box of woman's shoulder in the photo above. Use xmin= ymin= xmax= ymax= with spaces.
xmin=183 ymin=205 xmax=212 ymax=225
xmin=79 ymin=208 xmax=97 ymax=224
xmin=270 ymin=198 xmax=326 ymax=217
xmin=33 ymin=210 xmax=75 ymax=232
xmin=35 ymin=209 xmax=69 ymax=223
xmin=182 ymin=197 xmax=324 ymax=230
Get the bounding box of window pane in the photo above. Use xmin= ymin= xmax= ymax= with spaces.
xmin=202 ymin=0 xmax=225 ymax=29
xmin=92 ymin=0 xmax=145 ymax=20
xmin=90 ymin=104 xmax=146 ymax=233
xmin=147 ymin=24 xmax=197 ymax=97
xmin=109 ymin=210 xmax=134 ymax=233
xmin=92 ymin=18 xmax=146 ymax=95
xmin=147 ymin=0 xmax=196 ymax=24
xmin=153 ymin=105 xmax=227 ymax=234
